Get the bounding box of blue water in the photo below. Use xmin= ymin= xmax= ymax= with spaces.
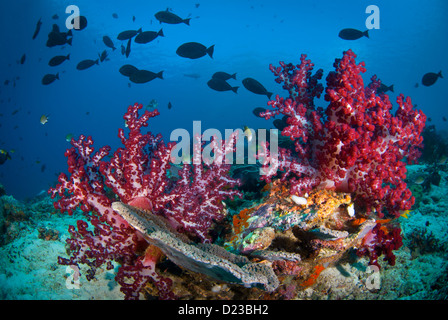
xmin=0 ymin=0 xmax=447 ymax=200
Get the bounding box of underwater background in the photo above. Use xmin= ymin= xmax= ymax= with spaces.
xmin=0 ymin=0 xmax=447 ymax=300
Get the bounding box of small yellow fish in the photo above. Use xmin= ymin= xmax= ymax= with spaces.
xmin=40 ymin=114 xmax=49 ymax=125
xmin=243 ymin=126 xmax=253 ymax=142
xmin=401 ymin=210 xmax=411 ymax=219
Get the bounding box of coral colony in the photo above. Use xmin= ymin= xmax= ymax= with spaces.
xmin=49 ymin=50 xmax=426 ymax=299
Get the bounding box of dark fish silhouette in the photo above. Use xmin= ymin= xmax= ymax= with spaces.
xmin=207 ymin=78 xmax=238 ymax=93
xmin=176 ymin=42 xmax=214 ymax=59
xmin=129 ymin=70 xmax=163 ymax=84
xmin=119 ymin=64 xmax=139 ymax=77
xmin=338 ymin=28 xmax=369 ymax=40
xmin=125 ymin=38 xmax=131 ymax=58
xmin=112 ymin=13 xmax=118 ymax=19
xmin=242 ymin=78 xmax=272 ymax=99
xmin=52 ymin=14 xmax=59 ymax=20
xmin=49 ymin=54 xmax=70 ymax=66
xmin=41 ymin=73 xmax=59 ymax=85
xmin=377 ymin=83 xmax=394 ymax=94
xmin=212 ymin=71 xmax=236 ymax=81
xmin=20 ymin=54 xmax=26 ymax=65
xmin=273 ymin=119 xmax=288 ymax=131
xmin=46 ymin=25 xmax=72 ymax=47
xmin=422 ymin=71 xmax=443 ymax=87
xmin=252 ymin=107 xmax=267 ymax=118
xmin=103 ymin=35 xmax=116 ymax=51
xmin=32 ymin=17 xmax=42 ymax=40
xmin=134 ymin=29 xmax=164 ymax=44
xmin=71 ymin=15 xmax=87 ymax=30
xmin=155 ymin=9 xmax=191 ymax=25
xmin=117 ymin=28 xmax=142 ymax=40
xmin=99 ymin=50 xmax=108 ymax=62
xmin=168 ymin=101 xmax=172 ymax=109
xmin=76 ymin=59 xmax=99 ymax=70
xmin=183 ymin=73 xmax=201 ymax=79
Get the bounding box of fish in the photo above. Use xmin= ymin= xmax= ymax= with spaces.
xmin=212 ymin=71 xmax=236 ymax=81
xmin=242 ymin=78 xmax=272 ymax=99
xmin=176 ymin=42 xmax=214 ymax=59
xmin=376 ymin=83 xmax=394 ymax=94
xmin=76 ymin=59 xmax=99 ymax=70
xmin=99 ymin=50 xmax=108 ymax=62
xmin=117 ymin=28 xmax=142 ymax=40
xmin=134 ymin=29 xmax=164 ymax=44
xmin=129 ymin=70 xmax=164 ymax=83
xmin=41 ymin=164 xmax=46 ymax=173
xmin=413 ymin=175 xmax=425 ymax=185
xmin=40 ymin=114 xmax=49 ymax=125
xmin=207 ymin=78 xmax=238 ymax=93
xmin=119 ymin=64 xmax=139 ymax=77
xmin=252 ymin=107 xmax=267 ymax=118
xmin=146 ymin=99 xmax=158 ymax=109
xmin=65 ymin=133 xmax=73 ymax=142
xmin=47 ymin=25 xmax=73 ymax=47
xmin=125 ymin=38 xmax=131 ymax=58
xmin=168 ymin=102 xmax=172 ymax=109
xmin=112 ymin=13 xmax=118 ymax=19
xmin=133 ymin=16 xmax=136 ymax=22
xmin=103 ymin=35 xmax=116 ymax=51
xmin=41 ymin=73 xmax=59 ymax=85
xmin=155 ymin=9 xmax=191 ymax=25
xmin=71 ymin=15 xmax=87 ymax=31
xmin=20 ymin=54 xmax=26 ymax=65
xmin=48 ymin=54 xmax=70 ymax=67
xmin=52 ymin=14 xmax=59 ymax=20
xmin=422 ymin=71 xmax=443 ymax=87
xmin=443 ymin=117 xmax=447 ymax=122
xmin=338 ymin=28 xmax=369 ymax=40
xmin=32 ymin=17 xmax=42 ymax=40
xmin=0 ymin=149 xmax=12 ymax=165
xmin=273 ymin=119 xmax=287 ymax=131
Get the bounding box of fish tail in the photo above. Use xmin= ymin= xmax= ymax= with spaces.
xmin=232 ymin=86 xmax=239 ymax=94
xmin=231 ymin=73 xmax=237 ymax=80
xmin=183 ymin=18 xmax=191 ymax=25
xmin=55 ymin=73 xmax=59 ymax=80
xmin=157 ymin=71 xmax=164 ymax=80
xmin=159 ymin=29 xmax=164 ymax=37
xmin=389 ymin=84 xmax=394 ymax=92
xmin=207 ymin=45 xmax=215 ymax=59
xmin=112 ymin=46 xmax=116 ymax=51
xmin=266 ymin=92 xmax=273 ymax=99
xmin=439 ymin=71 xmax=443 ymax=78
xmin=363 ymin=30 xmax=369 ymax=38
xmin=67 ymin=38 xmax=73 ymax=46
xmin=66 ymin=54 xmax=70 ymax=60
xmin=95 ymin=59 xmax=99 ymax=65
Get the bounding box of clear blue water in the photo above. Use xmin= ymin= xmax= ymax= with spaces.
xmin=0 ymin=0 xmax=447 ymax=200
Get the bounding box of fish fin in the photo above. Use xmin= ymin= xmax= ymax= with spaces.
xmin=363 ymin=30 xmax=369 ymax=38
xmin=66 ymin=38 xmax=73 ymax=46
xmin=183 ymin=18 xmax=191 ymax=25
xmin=232 ymin=86 xmax=239 ymax=94
xmin=158 ymin=28 xmax=164 ymax=37
xmin=231 ymin=73 xmax=237 ymax=80
xmin=206 ymin=45 xmax=215 ymax=59
xmin=157 ymin=71 xmax=164 ymax=80
xmin=439 ymin=71 xmax=443 ymax=78
xmin=266 ymin=92 xmax=273 ymax=99
xmin=389 ymin=84 xmax=394 ymax=92
xmin=137 ymin=27 xmax=142 ymax=33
